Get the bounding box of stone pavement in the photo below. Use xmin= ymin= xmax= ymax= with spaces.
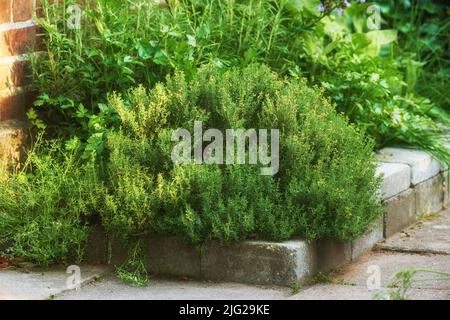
xmin=1 ymin=209 xmax=449 ymax=300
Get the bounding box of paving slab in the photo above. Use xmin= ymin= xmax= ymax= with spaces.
xmin=90 ymin=233 xmax=319 ymax=287
xmin=332 ymin=251 xmax=450 ymax=290
xmin=444 ymin=172 xmax=449 ymax=208
xmin=351 ymin=217 xmax=384 ymax=260
xmin=55 ymin=276 xmax=291 ymax=300
xmin=377 ymin=148 xmax=441 ymax=186
xmin=289 ymin=284 xmax=449 ymax=300
xmin=316 ymin=239 xmax=351 ymax=272
xmin=379 ymin=209 xmax=450 ymax=255
xmin=0 ymin=265 xmax=109 ymax=300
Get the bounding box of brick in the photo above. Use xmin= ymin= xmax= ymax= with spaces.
xmin=0 ymin=88 xmax=30 ymax=120
xmin=377 ymin=148 xmax=442 ymax=186
xmin=384 ymin=188 xmax=416 ymax=238
xmin=316 ymin=239 xmax=352 ymax=272
xmin=0 ymin=25 xmax=36 ymax=58
xmin=0 ymin=58 xmax=31 ymax=90
xmin=351 ymin=217 xmax=384 ymax=260
xmin=376 ymin=162 xmax=411 ymax=200
xmin=415 ymin=174 xmax=444 ymax=216
xmin=0 ymin=0 xmax=12 ymax=23
xmin=13 ymin=0 xmax=33 ymax=22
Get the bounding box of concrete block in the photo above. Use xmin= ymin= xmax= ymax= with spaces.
xmin=384 ymin=188 xmax=416 ymax=238
xmin=377 ymin=148 xmax=441 ymax=186
xmin=376 ymin=162 xmax=411 ymax=200
xmin=316 ymin=239 xmax=352 ymax=272
xmin=442 ymin=138 xmax=449 ymax=172
xmin=105 ymin=235 xmax=202 ymax=279
xmin=443 ymin=171 xmax=449 ymax=208
xmin=415 ymin=174 xmax=444 ymax=216
xmin=84 ymin=226 xmax=108 ymax=264
xmin=146 ymin=236 xmax=201 ymax=279
xmin=351 ymin=217 xmax=384 ymax=260
xmin=201 ymin=240 xmax=317 ymax=286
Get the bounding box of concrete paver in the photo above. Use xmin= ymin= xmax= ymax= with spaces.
xmin=55 ymin=276 xmax=291 ymax=300
xmin=380 ymin=209 xmax=450 ymax=255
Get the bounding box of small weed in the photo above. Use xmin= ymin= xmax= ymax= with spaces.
xmin=115 ymin=240 xmax=149 ymax=287
xmin=311 ymin=272 xmax=333 ymax=285
xmin=290 ymin=283 xmax=301 ymax=295
xmin=374 ymin=269 xmax=450 ymax=300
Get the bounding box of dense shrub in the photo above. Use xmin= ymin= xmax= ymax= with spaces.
xmin=101 ymin=65 xmax=382 ymax=243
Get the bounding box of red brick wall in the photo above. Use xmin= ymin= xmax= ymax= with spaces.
xmin=0 ymin=0 xmax=38 ymax=122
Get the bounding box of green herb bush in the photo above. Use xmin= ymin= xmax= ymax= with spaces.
xmin=101 ymin=65 xmax=382 ymax=243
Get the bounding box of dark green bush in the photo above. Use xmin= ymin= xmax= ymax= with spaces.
xmin=101 ymin=65 xmax=382 ymax=243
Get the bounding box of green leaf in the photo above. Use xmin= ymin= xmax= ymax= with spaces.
xmin=285 ymin=0 xmax=304 ymax=13
xmin=135 ymin=41 xmax=158 ymax=60
xmin=153 ymin=50 xmax=170 ymax=65
xmin=365 ymin=30 xmax=398 ymax=46
xmin=302 ymin=0 xmax=321 ymax=16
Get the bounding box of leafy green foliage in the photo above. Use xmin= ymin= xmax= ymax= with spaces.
xmin=304 ymin=8 xmax=450 ymax=163
xmin=115 ymin=240 xmax=150 ymax=287
xmin=375 ymin=0 xmax=450 ymax=113
xmin=30 ymin=0 xmax=449 ymax=165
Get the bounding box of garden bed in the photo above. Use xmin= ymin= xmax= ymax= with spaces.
xmin=83 ymin=148 xmax=449 ymax=287
xmin=1 ymin=0 xmax=449 ymax=289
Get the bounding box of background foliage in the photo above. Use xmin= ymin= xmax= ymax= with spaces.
xmin=30 ymin=0 xmax=450 ymax=163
